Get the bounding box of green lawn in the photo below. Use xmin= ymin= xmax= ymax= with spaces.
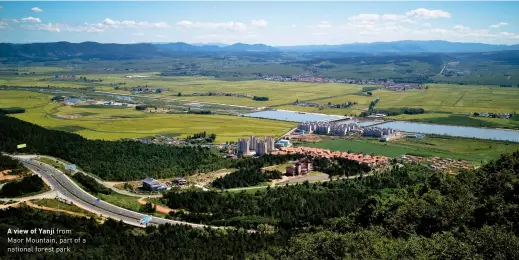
xmin=96 ymin=193 xmax=142 ymax=212
xmin=304 ymin=136 xmax=519 ymax=163
xmin=37 ymin=157 xmax=66 ymax=172
xmin=32 ymin=198 xmax=97 ymax=218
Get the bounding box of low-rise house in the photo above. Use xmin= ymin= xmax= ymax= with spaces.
xmin=172 ymin=177 xmax=187 ymax=185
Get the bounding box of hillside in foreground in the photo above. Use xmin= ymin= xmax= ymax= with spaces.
xmin=2 ymin=148 xmax=519 ymax=259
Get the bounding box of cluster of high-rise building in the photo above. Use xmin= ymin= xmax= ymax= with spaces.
xmin=237 ymin=136 xmax=276 ymax=156
xmin=362 ymin=127 xmax=396 ymax=138
xmin=297 ymin=122 xmax=361 ymax=136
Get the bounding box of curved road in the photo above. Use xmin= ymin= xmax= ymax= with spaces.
xmin=14 ymin=155 xmax=225 ymax=230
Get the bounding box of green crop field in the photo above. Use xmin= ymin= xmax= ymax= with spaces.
xmin=374 ymin=84 xmax=519 ymax=114
xmin=0 ymin=90 xmax=296 ymax=142
xmin=303 ymin=136 xmax=519 ymax=163
xmin=3 ymin=67 xmax=519 ymax=128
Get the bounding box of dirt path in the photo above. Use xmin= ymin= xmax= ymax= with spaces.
xmin=25 ymin=200 xmax=89 ymax=218
xmin=137 ymin=198 xmax=177 ymax=214
xmin=0 ymin=202 xmax=21 ymax=209
xmin=0 ymin=170 xmax=22 ymax=181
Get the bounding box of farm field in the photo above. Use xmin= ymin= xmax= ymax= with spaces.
xmin=373 ymin=84 xmax=519 ymax=114
xmin=303 ymin=135 xmax=519 ymax=163
xmin=3 ymin=68 xmax=519 ymax=129
xmin=0 ymin=90 xmax=296 ymax=142
xmin=387 ymin=113 xmax=519 ymax=129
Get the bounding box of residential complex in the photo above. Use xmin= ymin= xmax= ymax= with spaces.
xmin=362 ymin=127 xmax=396 ymax=138
xmin=297 ymin=122 xmax=361 ymax=136
xmin=271 ymin=147 xmax=390 ymax=169
xmin=238 ymin=136 xmax=276 ymax=156
xmin=398 ymin=155 xmax=473 ymax=174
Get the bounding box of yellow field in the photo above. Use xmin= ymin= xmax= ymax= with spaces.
xmin=0 ymin=91 xmax=295 ymax=142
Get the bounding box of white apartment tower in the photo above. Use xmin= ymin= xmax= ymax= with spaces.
xmin=256 ymin=140 xmax=268 ymax=156
xmin=265 ymin=136 xmax=275 ymax=152
xmin=237 ymin=138 xmax=250 ymax=155
xmin=250 ymin=135 xmax=259 ymax=150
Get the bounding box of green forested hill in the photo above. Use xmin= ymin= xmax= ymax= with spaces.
xmin=0 ymin=115 xmax=228 ymax=180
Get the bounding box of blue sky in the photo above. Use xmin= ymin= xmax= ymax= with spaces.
xmin=1 ymin=1 xmax=518 ymax=45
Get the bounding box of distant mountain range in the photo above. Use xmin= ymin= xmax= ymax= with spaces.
xmin=1 ymin=40 xmax=519 ymax=61
xmin=155 ymin=42 xmax=279 ymax=52
xmin=276 ymin=40 xmax=519 ymax=53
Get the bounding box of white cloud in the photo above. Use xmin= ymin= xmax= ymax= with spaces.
xmin=25 ymin=23 xmax=60 ymax=32
xmin=381 ymin=14 xmax=401 ymax=21
xmin=132 ymin=32 xmax=144 ymax=36
xmin=21 ymin=17 xmax=41 ymax=23
xmin=176 ymin=20 xmax=247 ymax=32
xmin=453 ymin=25 xmax=470 ymax=31
xmin=31 ymin=7 xmax=43 ymax=12
xmin=96 ymin=18 xmax=170 ymax=29
xmin=348 ymin=14 xmax=380 ymax=24
xmin=251 ymin=19 xmax=268 ymax=27
xmin=422 ymin=23 xmax=432 ymax=27
xmin=489 ymin=22 xmax=508 ymax=28
xmin=291 ymin=24 xmax=297 ymax=28
xmin=405 ymin=8 xmax=451 ymax=19
xmin=0 ymin=5 xmax=3 ymax=9
xmin=309 ymin=21 xmax=332 ymax=29
xmin=156 ymin=34 xmax=166 ymax=38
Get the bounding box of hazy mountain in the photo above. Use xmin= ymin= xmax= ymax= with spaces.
xmin=2 ymin=40 xmax=518 ymax=61
xmin=191 ymin=42 xmax=229 ymax=47
xmin=0 ymin=41 xmax=167 ymax=60
xmin=277 ymin=40 xmax=519 ymax=53
xmin=0 ymin=42 xmax=280 ymax=60
xmin=154 ymin=42 xmax=221 ymax=52
xmin=222 ymin=43 xmax=279 ymax=52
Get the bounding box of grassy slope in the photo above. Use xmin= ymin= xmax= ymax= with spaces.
xmin=304 ymin=136 xmax=519 ymax=163
xmin=32 ymin=198 xmax=97 ymax=218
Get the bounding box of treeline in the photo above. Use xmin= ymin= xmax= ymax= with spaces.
xmin=0 ymin=155 xmax=27 ymax=175
xmin=360 ymin=97 xmax=380 ymax=116
xmin=186 ymin=131 xmax=216 ymax=143
xmin=0 ymin=207 xmax=286 ymax=260
xmin=212 ymin=169 xmax=282 ymax=189
xmin=0 ymin=155 xmax=22 ymax=171
xmin=313 ymin=157 xmax=370 ymax=178
xmin=253 ymin=96 xmax=269 ymax=101
xmin=72 ymin=172 xmax=112 ymax=195
xmin=499 ymin=84 xmax=519 ymax=88
xmin=165 ymin=165 xmax=434 ymax=229
xmin=0 ymin=116 xmax=229 ymax=181
xmin=187 ymin=110 xmax=212 ymax=115
xmin=212 ymin=154 xmax=303 ymax=189
xmin=0 ymin=175 xmax=44 ymax=197
xmin=0 ymin=107 xmax=25 ymax=115
xmin=373 ymin=107 xmax=426 ymax=116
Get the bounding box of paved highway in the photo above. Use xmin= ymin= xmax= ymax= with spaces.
xmin=15 ymin=156 xmax=222 ymax=229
